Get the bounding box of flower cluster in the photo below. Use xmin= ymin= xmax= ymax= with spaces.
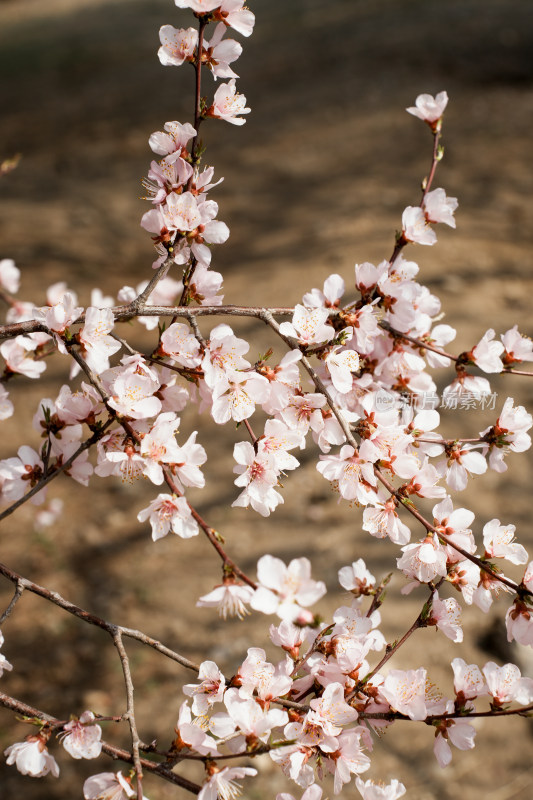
xmin=1 ymin=1 xmax=533 ymax=798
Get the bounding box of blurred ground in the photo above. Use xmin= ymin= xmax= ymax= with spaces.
xmin=1 ymin=0 xmax=533 ymax=798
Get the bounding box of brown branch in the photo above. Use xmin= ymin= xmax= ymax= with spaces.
xmin=359 ymin=702 xmax=533 ymax=723
xmin=0 ymin=561 xmax=200 ymax=672
xmin=379 ymin=319 xmax=458 ymax=362
xmin=0 ymin=306 xmax=297 ymax=342
xmin=113 ymin=630 xmax=144 ymax=800
xmin=0 ymin=580 xmax=24 ymax=625
xmin=502 ymin=368 xmax=533 ymax=377
xmin=162 ymin=469 xmax=257 ymax=589
xmin=0 ymin=691 xmax=201 ymax=794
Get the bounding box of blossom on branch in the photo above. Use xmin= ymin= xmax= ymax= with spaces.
xmin=61 ymin=711 xmax=102 ymax=759
xmin=137 ymin=493 xmax=198 ymax=540
xmin=4 ymin=735 xmax=59 ymax=778
xmin=406 ymin=91 xmax=448 ymax=125
xmin=210 ymin=79 xmax=250 ymax=125
xmin=158 ymin=25 xmax=198 ymax=67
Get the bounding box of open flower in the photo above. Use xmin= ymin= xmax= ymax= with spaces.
xmin=210 ymin=79 xmax=250 ymax=125
xmin=61 ymin=711 xmax=102 ymax=759
xmin=406 ymin=91 xmax=448 ymax=126
xmin=198 ymin=766 xmax=257 ymax=800
xmin=4 ymin=735 xmax=59 ymax=778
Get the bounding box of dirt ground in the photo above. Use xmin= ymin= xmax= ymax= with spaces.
xmin=1 ymin=0 xmax=533 ymax=798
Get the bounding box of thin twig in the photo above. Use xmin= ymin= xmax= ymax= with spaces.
xmin=0 ymin=561 xmax=200 ymax=671
xmin=113 ymin=630 xmax=144 ymax=800
xmin=0 ymin=581 xmax=24 ymax=625
xmin=0 ymin=691 xmax=201 ymax=794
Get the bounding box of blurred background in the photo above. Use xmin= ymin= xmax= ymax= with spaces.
xmin=1 ymin=0 xmax=533 ymax=798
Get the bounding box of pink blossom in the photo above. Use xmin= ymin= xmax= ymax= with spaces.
xmin=162 ymin=191 xmax=203 ymax=232
xmin=269 ymin=745 xmax=315 ymax=789
xmin=0 ymin=386 xmax=14 ymax=420
xmin=277 ymin=786 xmax=322 ymax=800
xmin=52 ymin=383 xmax=100 ymax=425
xmin=196 ymin=582 xmax=254 ymax=620
xmin=183 ymin=660 xmax=226 ymax=715
xmin=482 ymin=661 xmax=533 ymax=706
xmin=363 ymin=497 xmax=411 ymax=545
xmin=438 ymin=442 xmax=487 ymax=492
xmin=317 ymin=443 xmax=378 ymax=505
xmin=211 ymin=370 xmax=268 ymax=424
xmin=0 ymin=258 xmax=20 ymax=293
xmin=198 ymin=766 xmax=257 ymax=800
xmin=257 ymin=418 xmax=303 ymax=472
xmin=219 ymin=0 xmax=255 ymax=37
xmin=158 ymin=25 xmax=198 ymax=67
xmin=175 ymin=701 xmax=220 ymax=756
xmin=0 ymin=631 xmax=13 ymax=677
xmin=505 ymin=597 xmax=533 ymax=647
xmin=406 ymin=91 xmax=448 ymax=125
xmin=422 ymin=188 xmax=458 ymax=227
xmin=160 ymin=322 xmax=202 ymax=368
xmin=139 ymin=412 xmax=182 ymax=484
xmin=279 ymin=304 xmax=335 ymax=346
xmin=270 ymin=620 xmax=306 ymax=657
xmin=403 ymin=459 xmax=446 ymax=500
xmin=326 ymin=729 xmax=371 ymax=794
xmin=338 ymin=559 xmax=376 ymax=595
xmin=501 ymin=324 xmax=533 ymax=364
xmin=174 ymin=0 xmax=221 ymax=13
xmin=210 ymin=79 xmax=250 ymax=125
xmin=0 ymin=650 xmax=12 ymax=677
xmin=79 ymin=307 xmax=121 ymax=373
xmin=189 ymin=263 xmax=225 ymax=305
xmin=355 ymin=777 xmax=406 ymax=800
xmin=32 ymin=291 xmax=83 ymax=336
xmin=433 ymin=713 xmax=476 ymax=767
xmin=303 ymin=273 xmax=345 ymax=309
xmin=137 ymin=493 xmax=198 ymax=540
xmin=451 ymin=657 xmax=487 ymax=701
xmin=397 ymin=535 xmax=447 ymax=584
xmin=428 ymin=592 xmax=463 ymax=642
xmin=4 ymin=735 xmax=60 ymax=778
xmin=61 ymin=711 xmax=102 ymax=759
xmin=308 ymin=682 xmax=359 ymax=737
xmin=232 ymin=442 xmax=282 ymax=517
xmin=279 ymin=391 xmax=327 ymax=436
xmin=401 ymin=206 xmax=437 ymax=246
xmin=202 ymin=323 xmax=250 ymax=394
xmin=471 ymin=329 xmax=504 ymax=373
xmin=0 ymin=445 xmax=44 ymax=503
xmin=379 ymin=668 xmax=428 ymax=720
xmin=236 ymin=647 xmax=293 ymax=701
xmin=325 ymin=347 xmax=361 ymax=394
xmin=103 ymin=355 xmax=161 ymax=420
xmin=149 ymin=120 xmax=196 ymax=157
xmin=251 ymin=555 xmax=326 ymax=621
xmin=95 ymin=436 xmax=145 ymax=484
xmin=481 ymin=397 xmax=532 ymax=472
xmin=224 ymin=687 xmax=288 ymax=746
xmin=204 ymin=23 xmax=242 ymax=80
xmin=83 ymin=771 xmax=148 ymax=800
xmin=482 ymin=518 xmax=528 ymax=565
xmin=0 ymin=337 xmax=47 ymax=379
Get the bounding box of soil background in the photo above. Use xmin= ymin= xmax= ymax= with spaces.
xmin=1 ymin=1 xmax=533 ymax=799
